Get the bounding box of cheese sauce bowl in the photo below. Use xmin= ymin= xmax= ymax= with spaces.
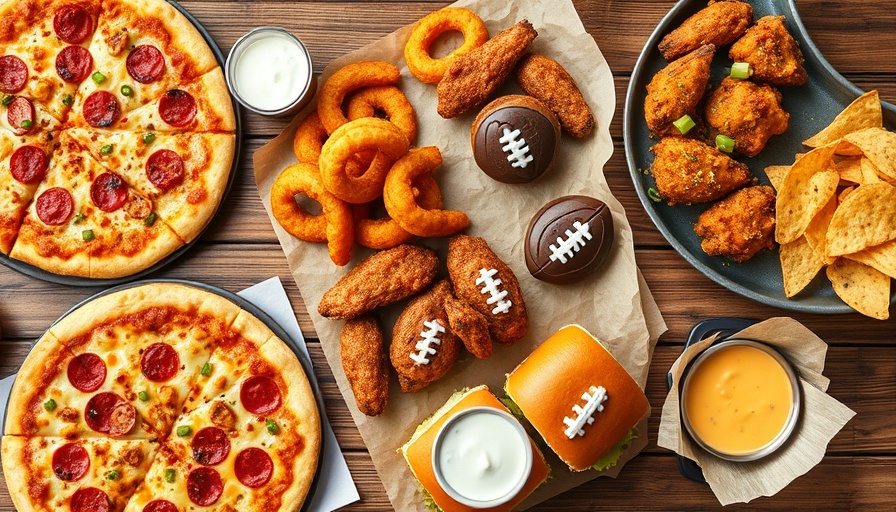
xmin=681 ymin=339 xmax=801 ymax=462
xmin=225 ymin=27 xmax=316 ymax=116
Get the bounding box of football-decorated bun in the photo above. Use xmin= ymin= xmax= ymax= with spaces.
xmin=525 ymin=195 xmax=615 ymax=285
xmin=400 ymin=385 xmax=549 ymax=512
xmin=470 ymin=95 xmax=561 ymax=184
xmin=505 ymin=325 xmax=649 ymax=472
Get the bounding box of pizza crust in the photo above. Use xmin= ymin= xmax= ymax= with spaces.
xmin=3 ymin=331 xmax=68 ymax=436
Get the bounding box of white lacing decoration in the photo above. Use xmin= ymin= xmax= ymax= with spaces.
xmin=563 ymin=385 xmax=608 ymax=439
xmin=499 ymin=127 xmax=533 ymax=169
xmin=549 ymin=221 xmax=593 ymax=264
xmin=475 ymin=268 xmax=512 ymax=315
xmin=409 ymin=319 xmax=445 ymax=366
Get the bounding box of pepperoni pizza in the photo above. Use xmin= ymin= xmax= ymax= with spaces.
xmin=1 ymin=282 xmax=321 ymax=511
xmin=0 ymin=0 xmax=235 ymax=278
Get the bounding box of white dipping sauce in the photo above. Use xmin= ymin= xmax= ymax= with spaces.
xmin=232 ymin=33 xmax=310 ymax=111
xmin=436 ymin=410 xmax=529 ymax=503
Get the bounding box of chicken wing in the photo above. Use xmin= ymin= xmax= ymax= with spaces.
xmin=694 ymin=185 xmax=776 ymax=261
xmin=729 ymin=16 xmax=807 ymax=86
xmin=340 ymin=314 xmax=389 ymax=416
xmin=704 ymin=77 xmax=789 ymax=157
xmin=444 ymin=295 xmax=492 ymax=359
xmin=515 ymin=53 xmax=594 ymax=138
xmin=644 ymin=44 xmax=715 ymax=136
xmin=650 ymin=136 xmax=753 ymax=205
xmin=658 ymin=0 xmax=753 ymax=61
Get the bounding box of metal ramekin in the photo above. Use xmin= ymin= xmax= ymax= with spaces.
xmin=680 ymin=339 xmax=802 ymax=462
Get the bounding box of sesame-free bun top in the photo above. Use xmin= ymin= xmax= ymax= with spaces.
xmin=505 ymin=324 xmax=649 ymax=471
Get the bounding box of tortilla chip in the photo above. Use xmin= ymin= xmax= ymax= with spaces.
xmin=846 ymin=239 xmax=896 ymax=280
xmin=838 ymin=186 xmax=855 ymax=203
xmin=833 ymin=139 xmax=863 ymax=157
xmin=826 ymin=258 xmax=891 ymax=320
xmin=765 ymin=165 xmax=789 ymax=191
xmin=843 ymin=127 xmax=896 ymax=185
xmin=781 ymin=236 xmax=825 ymax=297
xmin=860 ymin=158 xmax=882 ymax=184
xmin=804 ymin=194 xmax=837 ymax=265
xmin=803 ymin=90 xmax=883 ymax=147
xmin=835 ymin=158 xmax=863 ymax=184
xmin=775 ymin=144 xmax=838 ymax=244
xmin=826 ymin=182 xmax=896 ymax=257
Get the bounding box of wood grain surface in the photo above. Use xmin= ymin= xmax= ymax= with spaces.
xmin=1 ymin=0 xmax=894 ymax=510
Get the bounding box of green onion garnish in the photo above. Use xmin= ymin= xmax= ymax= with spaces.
xmin=164 ymin=468 xmax=176 ymax=483
xmin=44 ymin=399 xmax=57 ymax=412
xmin=100 ymin=144 xmax=113 ymax=155
xmin=92 ymin=71 xmax=106 ymax=84
xmin=715 ymin=134 xmax=736 ymax=153
xmin=138 ymin=391 xmax=149 ymax=402
xmin=647 ymin=187 xmax=662 ymax=203
xmin=106 ymin=470 xmax=120 ymax=481
xmin=2 ymin=95 xmax=13 ymax=106
xmin=730 ymin=62 xmax=752 ymax=80
xmin=176 ymin=425 xmax=191 ymax=437
xmin=673 ymin=114 xmax=696 ymax=135
xmin=82 ymin=229 xmax=94 ymax=241
xmin=62 ymin=94 xmax=73 ymax=106
xmin=21 ymin=119 xmax=32 ymax=129
xmin=200 ymin=362 xmax=211 ymax=376
xmin=266 ymin=418 xmax=279 ymax=435
xmin=120 ymin=85 xmax=134 ymax=96
xmin=142 ymin=133 xmax=156 ymax=145
xmin=144 ymin=212 xmax=157 ymax=227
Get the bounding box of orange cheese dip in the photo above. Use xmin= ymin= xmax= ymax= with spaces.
xmin=684 ymin=344 xmax=793 ymax=455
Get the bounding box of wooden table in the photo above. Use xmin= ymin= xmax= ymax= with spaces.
xmin=1 ymin=1 xmax=894 ymax=510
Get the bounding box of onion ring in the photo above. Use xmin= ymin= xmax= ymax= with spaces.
xmin=270 ymin=163 xmax=354 ymax=266
xmin=347 ymin=85 xmax=418 ymax=144
xmin=384 ymin=146 xmax=469 ymax=237
xmin=317 ymin=61 xmax=400 ymax=135
xmin=293 ymin=111 xmax=329 ymax=164
xmin=404 ymin=7 xmax=488 ymax=85
xmin=319 ymin=117 xmax=410 ymax=204
xmin=354 ymin=174 xmax=443 ymax=249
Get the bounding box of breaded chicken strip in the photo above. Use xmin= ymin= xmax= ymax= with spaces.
xmin=318 ymin=244 xmax=438 ymax=319
xmin=704 ymin=77 xmax=789 ymax=157
xmin=340 ymin=314 xmax=389 ymax=416
xmin=729 ymin=16 xmax=807 ymax=86
xmin=444 ymin=295 xmax=492 ymax=359
xmin=694 ymin=185 xmax=776 ymax=262
xmin=515 ymin=53 xmax=594 ymax=138
xmin=658 ymin=0 xmax=753 ymax=61
xmin=436 ymin=20 xmax=537 ymax=119
xmin=644 ymin=44 xmax=715 ymax=136
xmin=650 ymin=136 xmax=753 ymax=204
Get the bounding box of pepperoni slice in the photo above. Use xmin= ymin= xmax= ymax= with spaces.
xmin=7 ymin=96 xmax=35 ymax=135
xmin=83 ymin=90 xmax=120 ymax=127
xmin=191 ymin=427 xmax=230 ymax=466
xmin=85 ymin=392 xmax=136 ymax=436
xmin=36 ymin=187 xmax=74 ymax=226
xmin=52 ymin=443 xmax=90 ymax=482
xmin=235 ymin=448 xmax=274 ymax=488
xmin=145 ymin=149 xmax=184 ymax=190
xmin=54 ymin=4 xmax=94 ymax=44
xmin=71 ymin=487 xmax=111 ymax=512
xmin=10 ymin=145 xmax=48 ymax=184
xmin=186 ymin=467 xmax=223 ymax=507
xmin=90 ymin=172 xmax=128 ymax=212
xmin=56 ymin=45 xmax=93 ymax=83
xmin=0 ymin=55 xmax=27 ymax=93
xmin=68 ymin=353 xmax=106 ymax=392
xmin=126 ymin=45 xmax=165 ymax=84
xmin=140 ymin=343 xmax=180 ymax=382
xmin=159 ymin=89 xmax=196 ymax=127
xmin=143 ymin=500 xmax=178 ymax=512
xmin=240 ymin=375 xmax=282 ymax=415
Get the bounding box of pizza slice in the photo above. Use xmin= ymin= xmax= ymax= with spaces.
xmin=0 ymin=435 xmax=156 ymax=512
xmin=0 ymin=129 xmax=55 ymax=254
xmin=65 ymin=128 xmax=234 ymax=243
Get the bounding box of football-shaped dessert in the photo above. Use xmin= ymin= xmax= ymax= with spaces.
xmin=525 ymin=195 xmax=614 ymax=285
xmin=470 ymin=95 xmax=561 ymax=184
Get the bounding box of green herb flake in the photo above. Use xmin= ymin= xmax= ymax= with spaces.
xmin=100 ymin=144 xmax=113 ymax=155
xmin=82 ymin=229 xmax=95 ymax=241
xmin=20 ymin=119 xmax=32 ymax=129
xmin=142 ymin=133 xmax=156 ymax=145
xmin=92 ymin=71 xmax=106 ymax=84
xmin=43 ymin=399 xmax=57 ymax=412
xmin=73 ymin=213 xmax=85 ymax=224
xmin=647 ymin=187 xmax=662 ymax=203
xmin=120 ymin=84 xmax=134 ymax=97
xmin=176 ymin=425 xmax=191 ymax=437
xmin=138 ymin=390 xmax=149 ymax=402
xmin=62 ymin=94 xmax=74 ymax=106
xmin=143 ymin=212 xmax=157 ymax=227
xmin=266 ymin=418 xmax=280 ymax=435
xmin=200 ymin=362 xmax=211 ymax=376
xmin=164 ymin=468 xmax=176 ymax=483
xmin=106 ymin=469 xmax=120 ymax=481
xmin=1 ymin=95 xmax=13 ymax=106
xmin=673 ymin=114 xmax=696 ymax=135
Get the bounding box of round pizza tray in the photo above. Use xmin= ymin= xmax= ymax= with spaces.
xmin=1 ymin=279 xmax=324 ymax=512
xmin=0 ymin=1 xmax=243 ymax=287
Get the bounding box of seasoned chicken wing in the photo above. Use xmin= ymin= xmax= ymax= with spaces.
xmin=650 ymin=136 xmax=753 ymax=205
xmin=704 ymin=77 xmax=790 ymax=157
xmin=694 ymin=185 xmax=776 ymax=262
xmin=644 ymin=44 xmax=715 ymax=136
xmin=340 ymin=314 xmax=389 ymax=416
xmin=658 ymin=0 xmax=753 ymax=61
xmin=729 ymin=16 xmax=807 ymax=86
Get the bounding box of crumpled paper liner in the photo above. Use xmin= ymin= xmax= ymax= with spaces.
xmin=252 ymin=0 xmax=668 ymax=509
xmin=658 ymin=317 xmax=856 ymax=506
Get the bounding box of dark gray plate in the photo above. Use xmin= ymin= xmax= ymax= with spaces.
xmin=624 ymin=0 xmax=896 ymax=314
xmin=0 ymin=0 xmax=242 ymax=287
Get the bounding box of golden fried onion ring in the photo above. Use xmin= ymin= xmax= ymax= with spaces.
xmin=317 ymin=61 xmax=401 ymax=135
xmin=354 ymin=174 xmax=443 ymax=249
xmin=384 ymin=146 xmax=469 ymax=237
xmin=319 ymin=117 xmax=410 ymax=204
xmin=347 ymin=85 xmax=418 ymax=144
xmin=271 ymin=163 xmax=354 ymax=266
xmin=404 ymin=7 xmax=488 ymax=85
xmin=293 ymin=111 xmax=329 ymax=164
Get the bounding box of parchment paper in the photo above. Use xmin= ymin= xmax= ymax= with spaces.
xmin=658 ymin=317 xmax=856 ymax=506
xmin=252 ymin=0 xmax=668 ymax=508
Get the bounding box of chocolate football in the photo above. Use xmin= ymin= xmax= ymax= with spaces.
xmin=525 ymin=195 xmax=614 ymax=285
xmin=470 ymin=95 xmax=561 ymax=184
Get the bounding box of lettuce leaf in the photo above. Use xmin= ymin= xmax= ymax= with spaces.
xmin=592 ymin=428 xmax=637 ymax=472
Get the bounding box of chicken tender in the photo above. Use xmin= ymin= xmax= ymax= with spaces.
xmin=644 ymin=44 xmax=715 ymax=136
xmin=658 ymin=0 xmax=753 ymax=61
xmin=340 ymin=315 xmax=389 ymax=416
xmin=436 ymin=20 xmax=537 ymax=119
xmin=318 ymin=244 xmax=438 ymax=319
xmin=704 ymin=77 xmax=789 ymax=157
xmin=444 ymin=295 xmax=492 ymax=359
xmin=650 ymin=136 xmax=753 ymax=204
xmin=515 ymin=53 xmax=594 ymax=138
xmin=729 ymin=16 xmax=807 ymax=86
xmin=694 ymin=185 xmax=776 ymax=262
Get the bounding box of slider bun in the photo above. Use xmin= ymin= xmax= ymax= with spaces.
xmin=505 ymin=324 xmax=649 ymax=471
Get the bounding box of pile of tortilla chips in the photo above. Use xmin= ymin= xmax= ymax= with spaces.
xmin=768 ymin=90 xmax=895 ymax=320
